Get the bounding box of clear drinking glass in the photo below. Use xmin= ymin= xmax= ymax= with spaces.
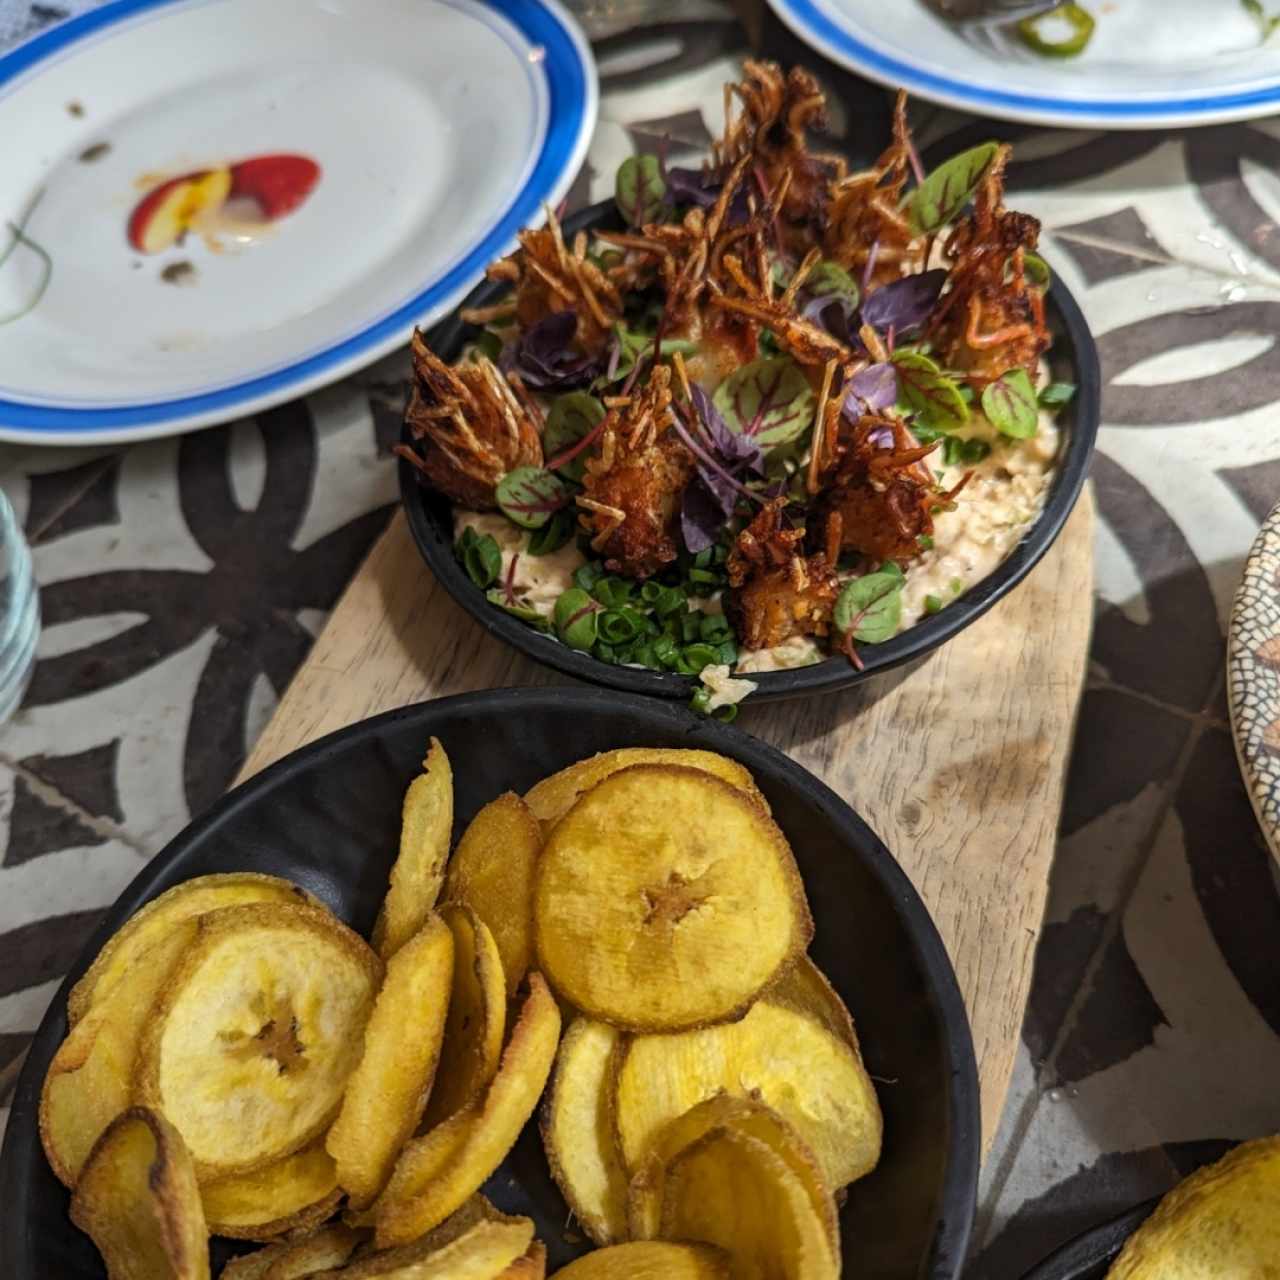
xmin=0 ymin=486 xmax=39 ymax=724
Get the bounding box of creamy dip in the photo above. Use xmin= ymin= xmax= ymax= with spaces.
xmin=454 ymin=511 xmax=583 ymax=619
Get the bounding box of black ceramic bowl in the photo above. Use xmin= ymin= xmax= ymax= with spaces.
xmin=1021 ymin=1202 xmax=1158 ymax=1280
xmin=1 ymin=689 xmax=979 ymax=1279
xmin=401 ymin=200 xmax=1100 ymax=702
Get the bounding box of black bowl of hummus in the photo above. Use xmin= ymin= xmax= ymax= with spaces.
xmin=398 ymin=71 xmax=1100 ymax=711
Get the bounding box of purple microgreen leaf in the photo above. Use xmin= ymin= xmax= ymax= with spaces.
xmin=680 ymin=475 xmax=724 ymax=554
xmin=801 ymin=294 xmax=860 ymax=347
xmin=615 ymin=154 xmax=667 ymax=227
xmin=690 ymin=384 xmax=763 ymax=474
xmin=861 ymin=268 xmax=948 ymax=335
xmin=665 ymin=165 xmax=720 ymax=209
xmin=845 ymin=362 xmax=899 ymax=415
xmin=495 ymin=466 xmax=571 ymax=530
xmin=981 ymin=368 xmax=1039 ymax=438
xmin=712 ymin=356 xmax=815 ymax=448
xmin=543 ymin=391 xmax=606 ymax=482
xmin=892 ymin=351 xmax=969 ymax=433
xmin=509 ymin=311 xmax=602 ymax=390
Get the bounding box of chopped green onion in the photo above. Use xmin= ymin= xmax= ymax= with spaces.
xmin=918 ymin=534 xmax=935 ymax=550
xmin=1039 ymin=381 xmax=1077 ymax=408
xmin=573 ymin=562 xmax=603 ymax=592
xmin=924 ymin=594 xmax=944 ymax=615
xmin=689 ymin=687 xmax=712 ymax=715
xmin=680 ymin=643 xmax=720 ymax=673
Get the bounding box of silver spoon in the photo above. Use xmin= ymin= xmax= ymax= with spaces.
xmin=924 ymin=0 xmax=1063 ymax=24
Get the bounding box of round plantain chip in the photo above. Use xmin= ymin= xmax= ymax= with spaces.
xmin=70 ymin=1106 xmax=209 ymax=1280
xmin=626 ymin=1094 xmax=838 ymax=1253
xmin=67 ymin=872 xmax=316 ymax=1029
xmin=550 ymin=1242 xmax=731 ymax=1279
xmin=322 ymin=1217 xmax=534 ymax=1278
xmin=372 ymin=973 xmax=562 ymax=1248
xmin=326 ymin=912 xmax=454 ymax=1210
xmin=137 ymin=902 xmax=381 ymax=1181
xmin=614 ymin=1000 xmax=881 ymax=1191
xmin=1107 ymin=1134 xmax=1280 ymax=1278
xmin=540 ymin=1018 xmax=628 ymax=1246
xmin=422 ymin=904 xmax=506 ymax=1128
xmin=659 ymin=1127 xmax=837 ymax=1280
xmin=201 ymin=1140 xmax=342 ymax=1241
xmin=42 ymin=918 xmax=199 ymax=1187
xmin=768 ymin=956 xmax=862 ymax=1054
xmin=443 ymin=793 xmax=542 ymax=998
xmin=500 ymin=1243 xmax=547 ymax=1279
xmin=533 ymin=765 xmax=810 ymax=1032
xmin=523 ymin=749 xmax=768 ymax=830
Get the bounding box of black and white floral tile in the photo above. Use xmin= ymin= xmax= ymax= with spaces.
xmin=4 ymin=2 xmax=1280 ymax=1273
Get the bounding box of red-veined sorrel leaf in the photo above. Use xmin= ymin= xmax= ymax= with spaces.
xmin=907 ymin=143 xmax=999 ymax=235
xmin=893 ymin=351 xmax=969 ymax=433
xmin=496 ymin=466 xmax=571 ymax=529
xmin=981 ymin=368 xmax=1039 ymax=438
xmin=543 ymin=391 xmax=606 ymax=481
xmin=712 ymin=356 xmax=815 ymax=448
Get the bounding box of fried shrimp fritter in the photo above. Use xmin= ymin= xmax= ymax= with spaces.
xmin=578 ymin=365 xmax=695 ymax=579
xmin=399 ymin=332 xmax=542 ymax=510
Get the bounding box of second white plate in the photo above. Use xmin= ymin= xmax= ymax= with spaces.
xmin=0 ymin=0 xmax=596 ymax=444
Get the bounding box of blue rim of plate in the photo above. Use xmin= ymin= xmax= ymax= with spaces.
xmin=768 ymin=0 xmax=1280 ymax=123
xmin=0 ymin=0 xmax=594 ymax=436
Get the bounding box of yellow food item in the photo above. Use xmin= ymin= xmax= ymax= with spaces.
xmin=67 ymin=872 xmax=314 ymax=1028
xmin=1106 ymin=1135 xmax=1280 ymax=1278
xmin=137 ymin=902 xmax=380 ymax=1180
xmin=41 ymin=920 xmax=198 ymax=1187
xmin=523 ymin=748 xmax=766 ymax=829
xmin=533 ymin=765 xmax=810 ymax=1031
xmin=768 ymin=956 xmax=861 ymax=1053
xmin=626 ymin=1095 xmax=838 ymax=1252
xmin=500 ymin=1244 xmax=547 ymax=1279
xmin=373 ymin=974 xmax=562 ymax=1247
xmin=444 ymin=793 xmax=542 ymax=997
xmin=614 ymin=999 xmax=881 ymax=1190
xmin=327 ymin=913 xmax=454 ymax=1209
xmin=262 ymin=1224 xmax=363 ymax=1279
xmin=549 ymin=1242 xmax=731 ymax=1279
xmin=659 ymin=1127 xmax=837 ymax=1280
xmin=540 ymin=1019 xmax=628 ymax=1245
xmin=325 ymin=1218 xmax=534 ymax=1278
xmin=373 ymin=739 xmax=453 ymax=959
xmin=423 ymin=904 xmax=506 ymax=1127
xmin=69 ymin=1106 xmax=209 ymax=1280
xmin=201 ymin=1141 xmax=340 ymax=1240
xmin=220 ymin=1245 xmax=287 ymax=1280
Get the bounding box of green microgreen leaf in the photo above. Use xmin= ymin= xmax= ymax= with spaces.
xmin=615 ymin=154 xmax=666 ymax=228
xmin=496 ymin=467 xmax=571 ymax=530
xmin=907 ymin=143 xmax=1000 ymax=235
xmin=543 ymin=391 xmax=606 ymax=481
xmin=893 ymin=351 xmax=970 ymax=433
xmin=1038 ymin=381 xmax=1076 ymax=409
xmin=834 ymin=572 xmax=903 ymax=645
xmin=527 ymin=507 xmax=575 ymax=555
xmin=485 ymin=589 xmax=550 ymax=629
xmin=713 ymin=357 xmax=815 ymax=448
xmin=981 ymin=369 xmax=1040 ymax=439
xmin=805 ymin=260 xmax=861 ymax=308
xmin=553 ymin=587 xmax=600 ymax=651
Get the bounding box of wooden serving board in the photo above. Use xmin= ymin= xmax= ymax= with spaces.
xmin=238 ymin=489 xmax=1095 ymax=1153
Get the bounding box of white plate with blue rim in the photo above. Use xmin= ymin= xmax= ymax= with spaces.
xmin=767 ymin=0 xmax=1280 ymax=129
xmin=0 ymin=0 xmax=596 ymax=445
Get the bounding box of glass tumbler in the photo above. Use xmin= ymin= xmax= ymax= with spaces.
xmin=0 ymin=486 xmax=39 ymax=724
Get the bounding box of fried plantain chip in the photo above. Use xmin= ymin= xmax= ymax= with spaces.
xmin=220 ymin=1244 xmax=288 ymax=1280
xmin=443 ymin=793 xmax=541 ymax=997
xmin=262 ymin=1225 xmax=365 ymax=1279
xmin=327 ymin=913 xmax=454 ymax=1209
xmin=422 ymin=904 xmax=506 ymax=1128
xmin=314 ymin=1218 xmax=534 ymax=1278
xmin=1107 ymin=1135 xmax=1280 ymax=1278
xmin=373 ymin=974 xmax=562 ymax=1248
xmin=138 ymin=902 xmax=381 ymax=1180
xmin=373 ymin=740 xmax=453 ymax=960
xmin=67 ymin=873 xmax=315 ymax=1029
xmin=541 ymin=1019 xmax=628 ymax=1245
xmin=767 ymin=957 xmax=861 ymax=1053
xmin=201 ymin=1140 xmax=341 ymax=1241
xmin=42 ymin=919 xmax=199 ymax=1187
xmin=614 ymin=1000 xmax=881 ymax=1190
xmin=523 ymin=749 xmax=767 ymax=830
xmin=549 ymin=1242 xmax=731 ymax=1279
xmin=499 ymin=1243 xmax=546 ymax=1279
xmin=70 ymin=1106 xmax=209 ymax=1280
xmin=534 ymin=765 xmax=809 ymax=1032
xmin=626 ymin=1095 xmax=838 ymax=1252
xmin=659 ymin=1127 xmax=837 ymax=1280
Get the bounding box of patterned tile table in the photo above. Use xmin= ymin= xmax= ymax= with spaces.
xmin=2 ymin=3 xmax=1279 ymax=1274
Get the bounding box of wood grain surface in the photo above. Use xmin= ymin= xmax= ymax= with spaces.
xmin=238 ymin=490 xmax=1095 ymax=1152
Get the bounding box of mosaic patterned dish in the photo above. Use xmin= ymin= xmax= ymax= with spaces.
xmin=1228 ymin=499 xmax=1280 ymax=863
